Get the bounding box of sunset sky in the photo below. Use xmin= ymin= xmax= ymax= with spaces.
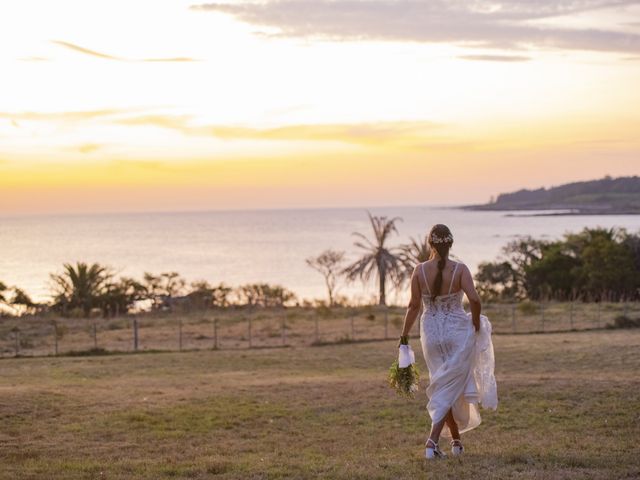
xmin=1 ymin=0 xmax=639 ymax=215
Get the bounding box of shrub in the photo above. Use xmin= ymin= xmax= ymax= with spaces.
xmin=518 ymin=300 xmax=539 ymax=315
xmin=611 ymin=315 xmax=640 ymax=329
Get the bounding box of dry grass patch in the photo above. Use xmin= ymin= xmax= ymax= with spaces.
xmin=1 ymin=329 xmax=639 ymax=479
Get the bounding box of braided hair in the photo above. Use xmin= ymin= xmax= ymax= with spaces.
xmin=427 ymin=224 xmax=453 ymax=301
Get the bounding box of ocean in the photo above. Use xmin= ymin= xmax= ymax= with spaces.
xmin=2 ymin=206 xmax=640 ymax=304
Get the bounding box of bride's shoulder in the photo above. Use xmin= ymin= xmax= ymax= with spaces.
xmin=453 ymin=260 xmax=470 ymax=272
xmin=458 ymin=262 xmax=471 ymax=275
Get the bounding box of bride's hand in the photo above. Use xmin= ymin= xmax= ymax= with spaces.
xmin=473 ymin=318 xmax=480 ymax=332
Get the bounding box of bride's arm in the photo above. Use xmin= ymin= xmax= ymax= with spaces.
xmin=399 ymin=266 xmax=422 ymax=345
xmin=460 ymin=264 xmax=481 ymax=332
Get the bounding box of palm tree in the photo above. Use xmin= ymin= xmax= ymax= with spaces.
xmin=50 ymin=262 xmax=112 ymax=316
xmin=398 ymin=235 xmax=432 ymax=283
xmin=11 ymin=288 xmax=35 ymax=308
xmin=305 ymin=249 xmax=346 ymax=306
xmin=0 ymin=281 xmax=8 ymax=316
xmin=342 ymin=211 xmax=404 ymax=306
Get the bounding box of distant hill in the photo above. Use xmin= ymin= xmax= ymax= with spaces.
xmin=464 ymin=175 xmax=640 ymax=214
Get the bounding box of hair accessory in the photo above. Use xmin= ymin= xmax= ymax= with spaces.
xmin=430 ymin=232 xmax=453 ymax=244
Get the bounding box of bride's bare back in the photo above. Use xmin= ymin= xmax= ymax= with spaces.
xmin=419 ymin=258 xmax=460 ymax=296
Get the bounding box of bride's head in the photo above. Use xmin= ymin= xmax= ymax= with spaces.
xmin=427 ymin=224 xmax=453 ymax=297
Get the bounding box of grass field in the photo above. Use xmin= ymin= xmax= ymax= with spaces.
xmin=1 ymin=328 xmax=639 ymax=479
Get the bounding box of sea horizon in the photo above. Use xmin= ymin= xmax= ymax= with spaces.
xmin=0 ymin=201 xmax=460 ymax=220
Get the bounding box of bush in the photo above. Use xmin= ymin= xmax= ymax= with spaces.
xmin=611 ymin=315 xmax=640 ymax=329
xmin=518 ymin=300 xmax=539 ymax=315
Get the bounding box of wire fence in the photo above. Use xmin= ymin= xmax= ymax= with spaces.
xmin=1 ymin=301 xmax=639 ymax=358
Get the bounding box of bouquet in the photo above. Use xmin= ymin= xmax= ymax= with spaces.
xmin=388 ymin=343 xmax=420 ymax=398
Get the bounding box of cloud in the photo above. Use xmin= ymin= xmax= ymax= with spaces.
xmin=191 ymin=0 xmax=640 ymax=54
xmin=76 ymin=143 xmax=102 ymax=154
xmin=51 ymin=40 xmax=199 ymax=62
xmin=458 ymin=54 xmax=531 ymax=62
xmin=114 ymin=114 xmax=449 ymax=148
xmin=18 ymin=56 xmax=50 ymax=62
xmin=109 ymin=160 xmax=168 ymax=170
xmin=0 ymin=109 xmax=136 ymax=122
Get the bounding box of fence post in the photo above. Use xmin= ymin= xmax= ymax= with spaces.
xmin=569 ymin=302 xmax=574 ymax=330
xmin=384 ymin=306 xmax=389 ymax=340
xmin=540 ymin=301 xmax=545 ymax=332
xmin=248 ymin=316 xmax=252 ymax=348
xmin=314 ymin=315 xmax=319 ymax=344
xmin=13 ymin=328 xmax=19 ymax=357
xmin=623 ymin=302 xmax=629 ymax=318
xmin=350 ymin=313 xmax=355 ymax=340
xmin=511 ymin=304 xmax=516 ymax=333
xmin=133 ymin=317 xmax=139 ymax=352
xmin=281 ymin=313 xmax=286 ymax=346
xmin=92 ymin=323 xmax=98 ymax=349
xmin=597 ymin=302 xmax=602 ymax=328
xmin=213 ymin=317 xmax=218 ymax=350
xmin=52 ymin=321 xmax=59 ymax=356
xmin=178 ymin=318 xmax=183 ymax=351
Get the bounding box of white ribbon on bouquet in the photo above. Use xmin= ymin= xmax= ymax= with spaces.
xmin=398 ymin=344 xmax=415 ymax=368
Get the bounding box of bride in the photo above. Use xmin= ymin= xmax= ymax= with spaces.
xmin=399 ymin=224 xmax=498 ymax=459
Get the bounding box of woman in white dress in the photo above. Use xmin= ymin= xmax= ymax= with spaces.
xmin=399 ymin=224 xmax=498 ymax=459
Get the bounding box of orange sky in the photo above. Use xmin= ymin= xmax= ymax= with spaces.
xmin=1 ymin=0 xmax=639 ymax=215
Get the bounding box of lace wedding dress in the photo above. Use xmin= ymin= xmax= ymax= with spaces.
xmin=419 ymin=261 xmax=498 ymax=438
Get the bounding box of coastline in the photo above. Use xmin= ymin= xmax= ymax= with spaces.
xmin=459 ymin=205 xmax=640 ymax=216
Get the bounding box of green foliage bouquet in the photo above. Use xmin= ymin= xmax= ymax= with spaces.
xmin=388 ymin=343 xmax=420 ymax=398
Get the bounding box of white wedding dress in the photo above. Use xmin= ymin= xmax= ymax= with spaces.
xmin=419 ymin=261 xmax=498 ymax=438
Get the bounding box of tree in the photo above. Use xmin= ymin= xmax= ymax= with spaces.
xmin=566 ymin=227 xmax=638 ymax=301
xmin=478 ymin=227 xmax=640 ymax=302
xmin=0 ymin=281 xmax=7 ymax=304
xmin=50 ymin=262 xmax=112 ymax=317
xmin=342 ymin=211 xmax=404 ymax=306
xmin=143 ymin=273 xmax=163 ymax=309
xmin=397 ymin=235 xmax=432 ymax=287
xmin=474 ymin=261 xmax=518 ymax=301
xmin=501 ymin=236 xmax=545 ymax=297
xmin=143 ymin=272 xmax=186 ymax=310
xmin=160 ymin=272 xmax=186 ymax=298
xmin=100 ymin=277 xmax=146 ymax=316
xmin=186 ymin=280 xmax=232 ymax=309
xmin=10 ymin=288 xmax=34 ymax=308
xmin=523 ymin=242 xmax=581 ymax=300
xmin=211 ymin=283 xmax=233 ymax=308
xmin=306 ymin=249 xmax=346 ymax=307
xmin=0 ymin=281 xmax=9 ymax=316
xmin=236 ymin=283 xmax=297 ymax=308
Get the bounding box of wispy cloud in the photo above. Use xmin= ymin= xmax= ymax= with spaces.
xmin=115 ymin=114 xmax=448 ymax=148
xmin=458 ymin=54 xmax=531 ymax=62
xmin=109 ymin=160 xmax=168 ymax=170
xmin=0 ymin=109 xmax=136 ymax=122
xmin=18 ymin=56 xmax=50 ymax=62
xmin=76 ymin=143 xmax=102 ymax=154
xmin=51 ymin=40 xmax=199 ymax=62
xmin=191 ymin=0 xmax=640 ymax=54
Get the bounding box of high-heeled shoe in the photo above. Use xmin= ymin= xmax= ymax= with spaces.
xmin=425 ymin=438 xmax=447 ymax=459
xmin=450 ymin=438 xmax=464 ymax=456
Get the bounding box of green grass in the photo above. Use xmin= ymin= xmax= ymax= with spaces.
xmin=1 ymin=329 xmax=639 ymax=479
